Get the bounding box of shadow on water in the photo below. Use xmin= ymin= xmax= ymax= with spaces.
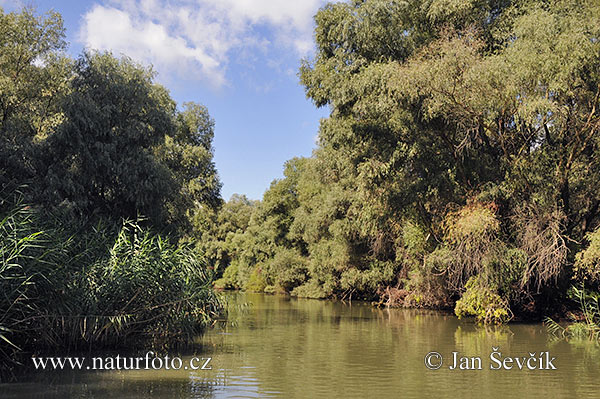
xmin=2 ymin=292 xmax=600 ymax=398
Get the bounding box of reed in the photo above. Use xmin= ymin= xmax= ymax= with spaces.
xmin=545 ymin=286 xmax=600 ymax=341
xmin=0 ymin=193 xmax=223 ymax=377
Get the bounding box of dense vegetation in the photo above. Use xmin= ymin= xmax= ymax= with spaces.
xmin=0 ymin=8 xmax=223 ymax=377
xmin=3 ymin=0 xmax=600 ymax=378
xmin=212 ymin=0 xmax=600 ymax=326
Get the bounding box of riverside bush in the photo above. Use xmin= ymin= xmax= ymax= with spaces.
xmin=574 ymin=227 xmax=600 ymax=285
xmin=455 ymin=276 xmax=512 ymax=325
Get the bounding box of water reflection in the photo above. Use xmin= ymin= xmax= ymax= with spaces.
xmin=2 ymin=292 xmax=599 ymax=398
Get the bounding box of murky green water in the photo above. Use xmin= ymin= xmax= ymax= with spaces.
xmin=3 ymin=292 xmax=600 ymax=398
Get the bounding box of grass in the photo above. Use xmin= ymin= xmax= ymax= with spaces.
xmin=545 ymin=286 xmax=600 ymax=341
xmin=0 ymin=193 xmax=223 ymax=378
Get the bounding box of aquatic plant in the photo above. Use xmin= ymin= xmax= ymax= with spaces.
xmin=43 ymin=221 xmax=224 ymax=347
xmin=545 ymin=286 xmax=600 ymax=340
xmin=0 ymin=197 xmax=223 ymax=377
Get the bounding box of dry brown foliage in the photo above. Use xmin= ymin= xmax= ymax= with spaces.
xmin=512 ymin=205 xmax=568 ymax=291
xmin=444 ymin=202 xmax=501 ymax=289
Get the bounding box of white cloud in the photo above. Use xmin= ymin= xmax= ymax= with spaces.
xmin=78 ymin=0 xmax=327 ymax=87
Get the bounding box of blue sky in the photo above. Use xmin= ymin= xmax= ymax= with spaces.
xmin=2 ymin=0 xmax=330 ymax=200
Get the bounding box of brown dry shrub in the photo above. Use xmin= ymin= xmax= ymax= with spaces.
xmin=376 ymin=286 xmax=409 ymax=307
xmin=444 ymin=202 xmax=501 ymax=289
xmin=512 ymin=205 xmax=568 ymax=290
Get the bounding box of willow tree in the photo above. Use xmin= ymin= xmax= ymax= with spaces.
xmin=292 ymin=0 xmax=600 ymax=307
xmin=0 ymin=7 xmax=71 ymax=187
xmin=39 ymin=52 xmax=177 ymax=225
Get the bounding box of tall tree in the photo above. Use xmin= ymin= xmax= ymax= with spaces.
xmin=0 ymin=7 xmax=70 ymax=186
xmin=156 ymin=102 xmax=222 ymax=232
xmin=40 ymin=52 xmax=177 ymax=225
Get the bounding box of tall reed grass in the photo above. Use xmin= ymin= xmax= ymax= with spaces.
xmin=1 ymin=193 xmax=223 ymax=378
xmin=545 ymin=286 xmax=600 ymax=341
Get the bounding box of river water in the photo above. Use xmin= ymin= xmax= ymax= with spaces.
xmin=2 ymin=292 xmax=599 ymax=398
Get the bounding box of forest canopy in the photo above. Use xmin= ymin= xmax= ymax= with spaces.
xmin=213 ymin=0 xmax=600 ymax=323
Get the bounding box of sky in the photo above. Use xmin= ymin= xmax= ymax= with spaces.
xmin=3 ymin=0 xmax=331 ymax=200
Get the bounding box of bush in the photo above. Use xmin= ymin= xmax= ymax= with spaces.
xmin=291 ymin=279 xmax=330 ymax=299
xmin=512 ymin=205 xmax=567 ymax=289
xmin=400 ymin=221 xmax=430 ymax=258
xmin=574 ymin=228 xmax=600 ymax=285
xmin=268 ymin=247 xmax=308 ymax=292
xmin=403 ymin=247 xmax=452 ymax=308
xmin=484 ymin=247 xmax=528 ymax=302
xmin=444 ymin=203 xmax=501 ymax=289
xmin=455 ymin=276 xmax=512 ymax=325
xmin=245 ymin=266 xmax=268 ymax=292
xmin=214 ymin=261 xmax=241 ymax=290
xmin=339 ymin=260 xmax=397 ymax=300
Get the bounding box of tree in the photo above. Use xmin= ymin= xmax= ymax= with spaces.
xmin=218 ymin=0 xmax=600 ymax=317
xmin=156 ymin=102 xmax=222 ymax=232
xmin=40 ymin=52 xmax=177 ymax=225
xmin=296 ymin=0 xmax=600 ymax=307
xmin=0 ymin=7 xmax=70 ymax=186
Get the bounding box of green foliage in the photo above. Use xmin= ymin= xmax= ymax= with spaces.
xmin=40 ymin=52 xmax=176 ymax=225
xmin=402 ymin=247 xmax=453 ymax=308
xmin=0 ymin=7 xmax=70 ymax=185
xmin=0 ymin=7 xmax=224 ymax=376
xmin=191 ymin=194 xmax=258 ymax=277
xmin=443 ymin=203 xmax=502 ymax=288
xmin=0 ymin=8 xmax=221 ymax=234
xmin=485 ymin=247 xmax=528 ymax=300
xmin=0 ymin=196 xmax=223 ymax=374
xmin=455 ymin=276 xmax=512 ymax=325
xmin=57 ymin=222 xmax=222 ymax=347
xmin=545 ymin=286 xmax=600 ymax=341
xmin=157 ymin=102 xmax=222 ymax=231
xmin=214 ymin=261 xmax=241 ymax=290
xmin=291 ymin=279 xmax=330 ymax=300
xmin=245 ymin=266 xmax=268 ymax=292
xmin=189 ymin=0 xmax=600 ymax=325
xmin=0 ymin=198 xmax=46 ymax=363
xmin=267 ymin=248 xmax=308 ymax=292
xmin=262 ymin=0 xmax=600 ymax=321
xmin=400 ymin=221 xmax=430 ymax=259
xmin=574 ymin=227 xmax=600 ymax=284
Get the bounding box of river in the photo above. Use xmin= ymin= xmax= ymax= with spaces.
xmin=2 ymin=292 xmax=599 ymax=398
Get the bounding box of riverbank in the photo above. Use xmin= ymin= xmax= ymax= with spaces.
xmin=3 ymin=292 xmax=599 ymax=398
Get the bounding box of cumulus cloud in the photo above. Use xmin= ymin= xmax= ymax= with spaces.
xmin=78 ymin=0 xmax=327 ymax=87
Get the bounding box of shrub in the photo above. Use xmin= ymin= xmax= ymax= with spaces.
xmin=573 ymin=227 xmax=600 ymax=285
xmin=403 ymin=247 xmax=452 ymax=308
xmin=214 ymin=261 xmax=241 ymax=290
xmin=444 ymin=203 xmax=501 ymax=289
xmin=245 ymin=266 xmax=268 ymax=292
xmin=512 ymin=205 xmax=567 ymax=289
xmin=400 ymin=220 xmax=429 ymax=258
xmin=455 ymin=276 xmax=512 ymax=325
xmin=291 ymin=279 xmax=330 ymax=299
xmin=268 ymin=247 xmax=308 ymax=292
